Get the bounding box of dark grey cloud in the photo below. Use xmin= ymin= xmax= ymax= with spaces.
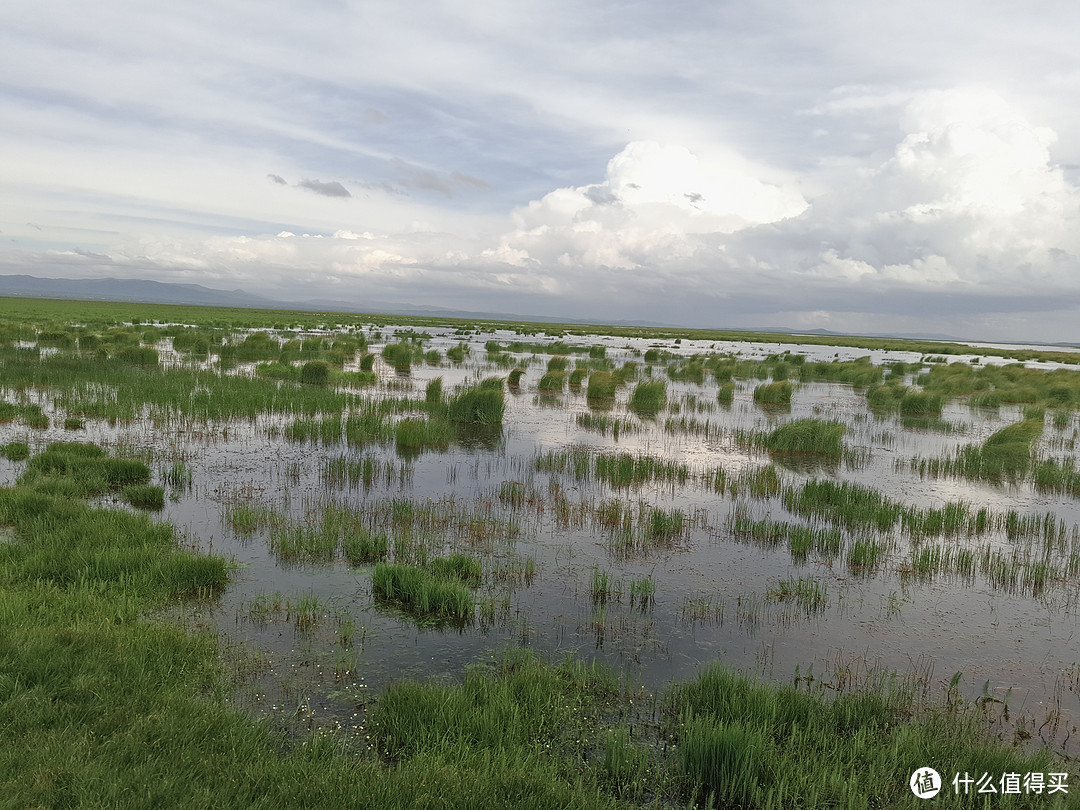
xmin=297 ymin=179 xmax=351 ymax=198
xmin=267 ymin=174 xmax=287 ymax=185
xmin=386 ymin=159 xmax=494 ymax=197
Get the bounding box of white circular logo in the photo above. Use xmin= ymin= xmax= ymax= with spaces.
xmin=910 ymin=768 xmax=942 ymax=799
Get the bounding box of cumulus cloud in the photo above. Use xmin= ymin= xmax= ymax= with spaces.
xmin=450 ymin=89 xmax=1080 ymax=333
xmin=485 ymin=140 xmax=807 ymax=274
xmin=297 ymin=179 xmax=352 ymax=198
xmin=761 ymin=87 xmax=1080 ymax=294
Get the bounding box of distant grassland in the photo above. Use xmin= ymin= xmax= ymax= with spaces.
xmin=2 ymin=295 xmax=1080 ymax=365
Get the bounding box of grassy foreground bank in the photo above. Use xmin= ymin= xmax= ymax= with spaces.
xmin=2 ymin=443 xmax=1077 ymax=809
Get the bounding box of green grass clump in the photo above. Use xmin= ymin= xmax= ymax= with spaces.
xmin=372 ymin=561 xmax=475 ymax=622
xmin=300 ymin=360 xmax=330 ymax=385
xmin=764 ymin=419 xmax=844 ymax=455
xmin=428 ymin=553 xmax=483 ymax=585
xmin=669 ymin=663 xmax=1068 ymax=809
xmin=121 ymin=484 xmax=165 ymax=510
xmin=846 ymin=537 xmax=887 ymax=571
xmin=284 ymin=415 xmax=343 ymax=444
xmin=537 ymin=370 xmax=566 ymax=391
xmin=446 ymin=342 xmax=468 ymax=362
xmin=753 ymin=380 xmax=793 ymax=405
xmin=594 ymin=452 xmax=690 ymax=487
xmin=613 ymin=362 xmax=638 ymax=384
xmin=395 ymin=418 xmax=452 ymax=452
xmin=648 ymin=507 xmax=685 ymax=542
xmin=783 ymin=479 xmax=902 ymax=531
xmin=667 ymin=361 xmax=705 ymax=384
xmin=345 ymin=410 xmax=394 ymax=446
xmin=587 ymin=371 xmax=618 ymax=401
xmin=115 ymin=345 xmax=159 ymax=365
xmin=446 ymin=380 xmax=505 ymax=424
xmin=899 ymin=390 xmax=943 ymax=416
xmin=507 ymin=367 xmax=526 ymax=386
xmin=163 ymin=460 xmax=193 ymax=489
xmin=1034 ymin=457 xmax=1080 ymax=497
xmin=225 ymin=503 xmax=285 ymax=535
xmin=964 ymin=418 xmax=1044 ymax=480
xmin=628 ymin=380 xmax=666 ymax=417
xmin=269 ymin=525 xmax=338 ymax=563
xmin=547 ymin=355 xmax=569 ymax=371
xmin=425 ymin=376 xmax=444 ymax=406
xmin=906 ymin=417 xmax=1047 ymax=483
xmin=1 ymin=441 xmax=30 ymax=461
xmin=382 ymin=341 xmax=415 ymax=372
xmin=865 ymin=382 xmax=907 ymax=411
xmin=19 ymin=443 xmax=151 ymax=498
xmin=766 ymin=576 xmax=828 ymax=612
xmin=568 ymin=368 xmax=587 ymax=387
xmin=343 ymin=529 xmax=390 ymax=564
xmin=255 ymin=361 xmax=299 ymax=380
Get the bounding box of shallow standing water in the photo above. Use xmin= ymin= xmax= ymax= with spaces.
xmin=4 ymin=326 xmax=1080 ymax=752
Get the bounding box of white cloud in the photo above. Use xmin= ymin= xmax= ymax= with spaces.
xmin=492 ymin=141 xmax=807 ymax=272
xmin=788 ymin=87 xmax=1080 ymax=290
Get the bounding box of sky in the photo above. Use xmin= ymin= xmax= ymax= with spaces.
xmin=3 ymin=1 xmax=1080 ymax=341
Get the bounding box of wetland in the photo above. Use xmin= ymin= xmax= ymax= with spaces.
xmin=3 ymin=297 xmax=1080 ymax=807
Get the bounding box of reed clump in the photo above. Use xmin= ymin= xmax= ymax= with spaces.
xmin=537 ymin=370 xmax=566 ymax=391
xmin=300 ymin=360 xmax=330 ymax=385
xmin=395 ymin=418 xmax=452 ymax=453
xmin=121 ymin=484 xmax=165 ymax=510
xmin=628 ymin=380 xmax=666 ymax=417
xmin=587 ymin=371 xmax=618 ymax=401
xmin=764 ymin=419 xmax=844 ymax=455
xmin=668 ymin=663 xmax=1063 ymax=809
xmin=1 ymin=441 xmax=30 ymax=461
xmin=783 ymin=479 xmax=902 ymax=531
xmin=382 ymin=341 xmax=415 ymax=372
xmin=445 ymin=379 xmax=505 ymax=424
xmin=371 ymin=559 xmax=477 ymax=622
xmin=20 ymin=442 xmax=151 ymax=498
xmin=342 ymin=528 xmax=390 ymax=564
xmin=753 ymin=380 xmax=793 ymax=405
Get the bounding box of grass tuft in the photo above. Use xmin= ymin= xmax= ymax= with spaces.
xmin=764 ymin=419 xmax=844 ymax=455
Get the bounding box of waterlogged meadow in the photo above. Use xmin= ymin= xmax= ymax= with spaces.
xmin=3 ymin=297 xmax=1080 ymax=807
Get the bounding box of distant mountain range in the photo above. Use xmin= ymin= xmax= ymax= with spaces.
xmin=0 ymin=274 xmax=284 ymax=309
xmin=0 ymin=273 xmax=665 ymax=327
